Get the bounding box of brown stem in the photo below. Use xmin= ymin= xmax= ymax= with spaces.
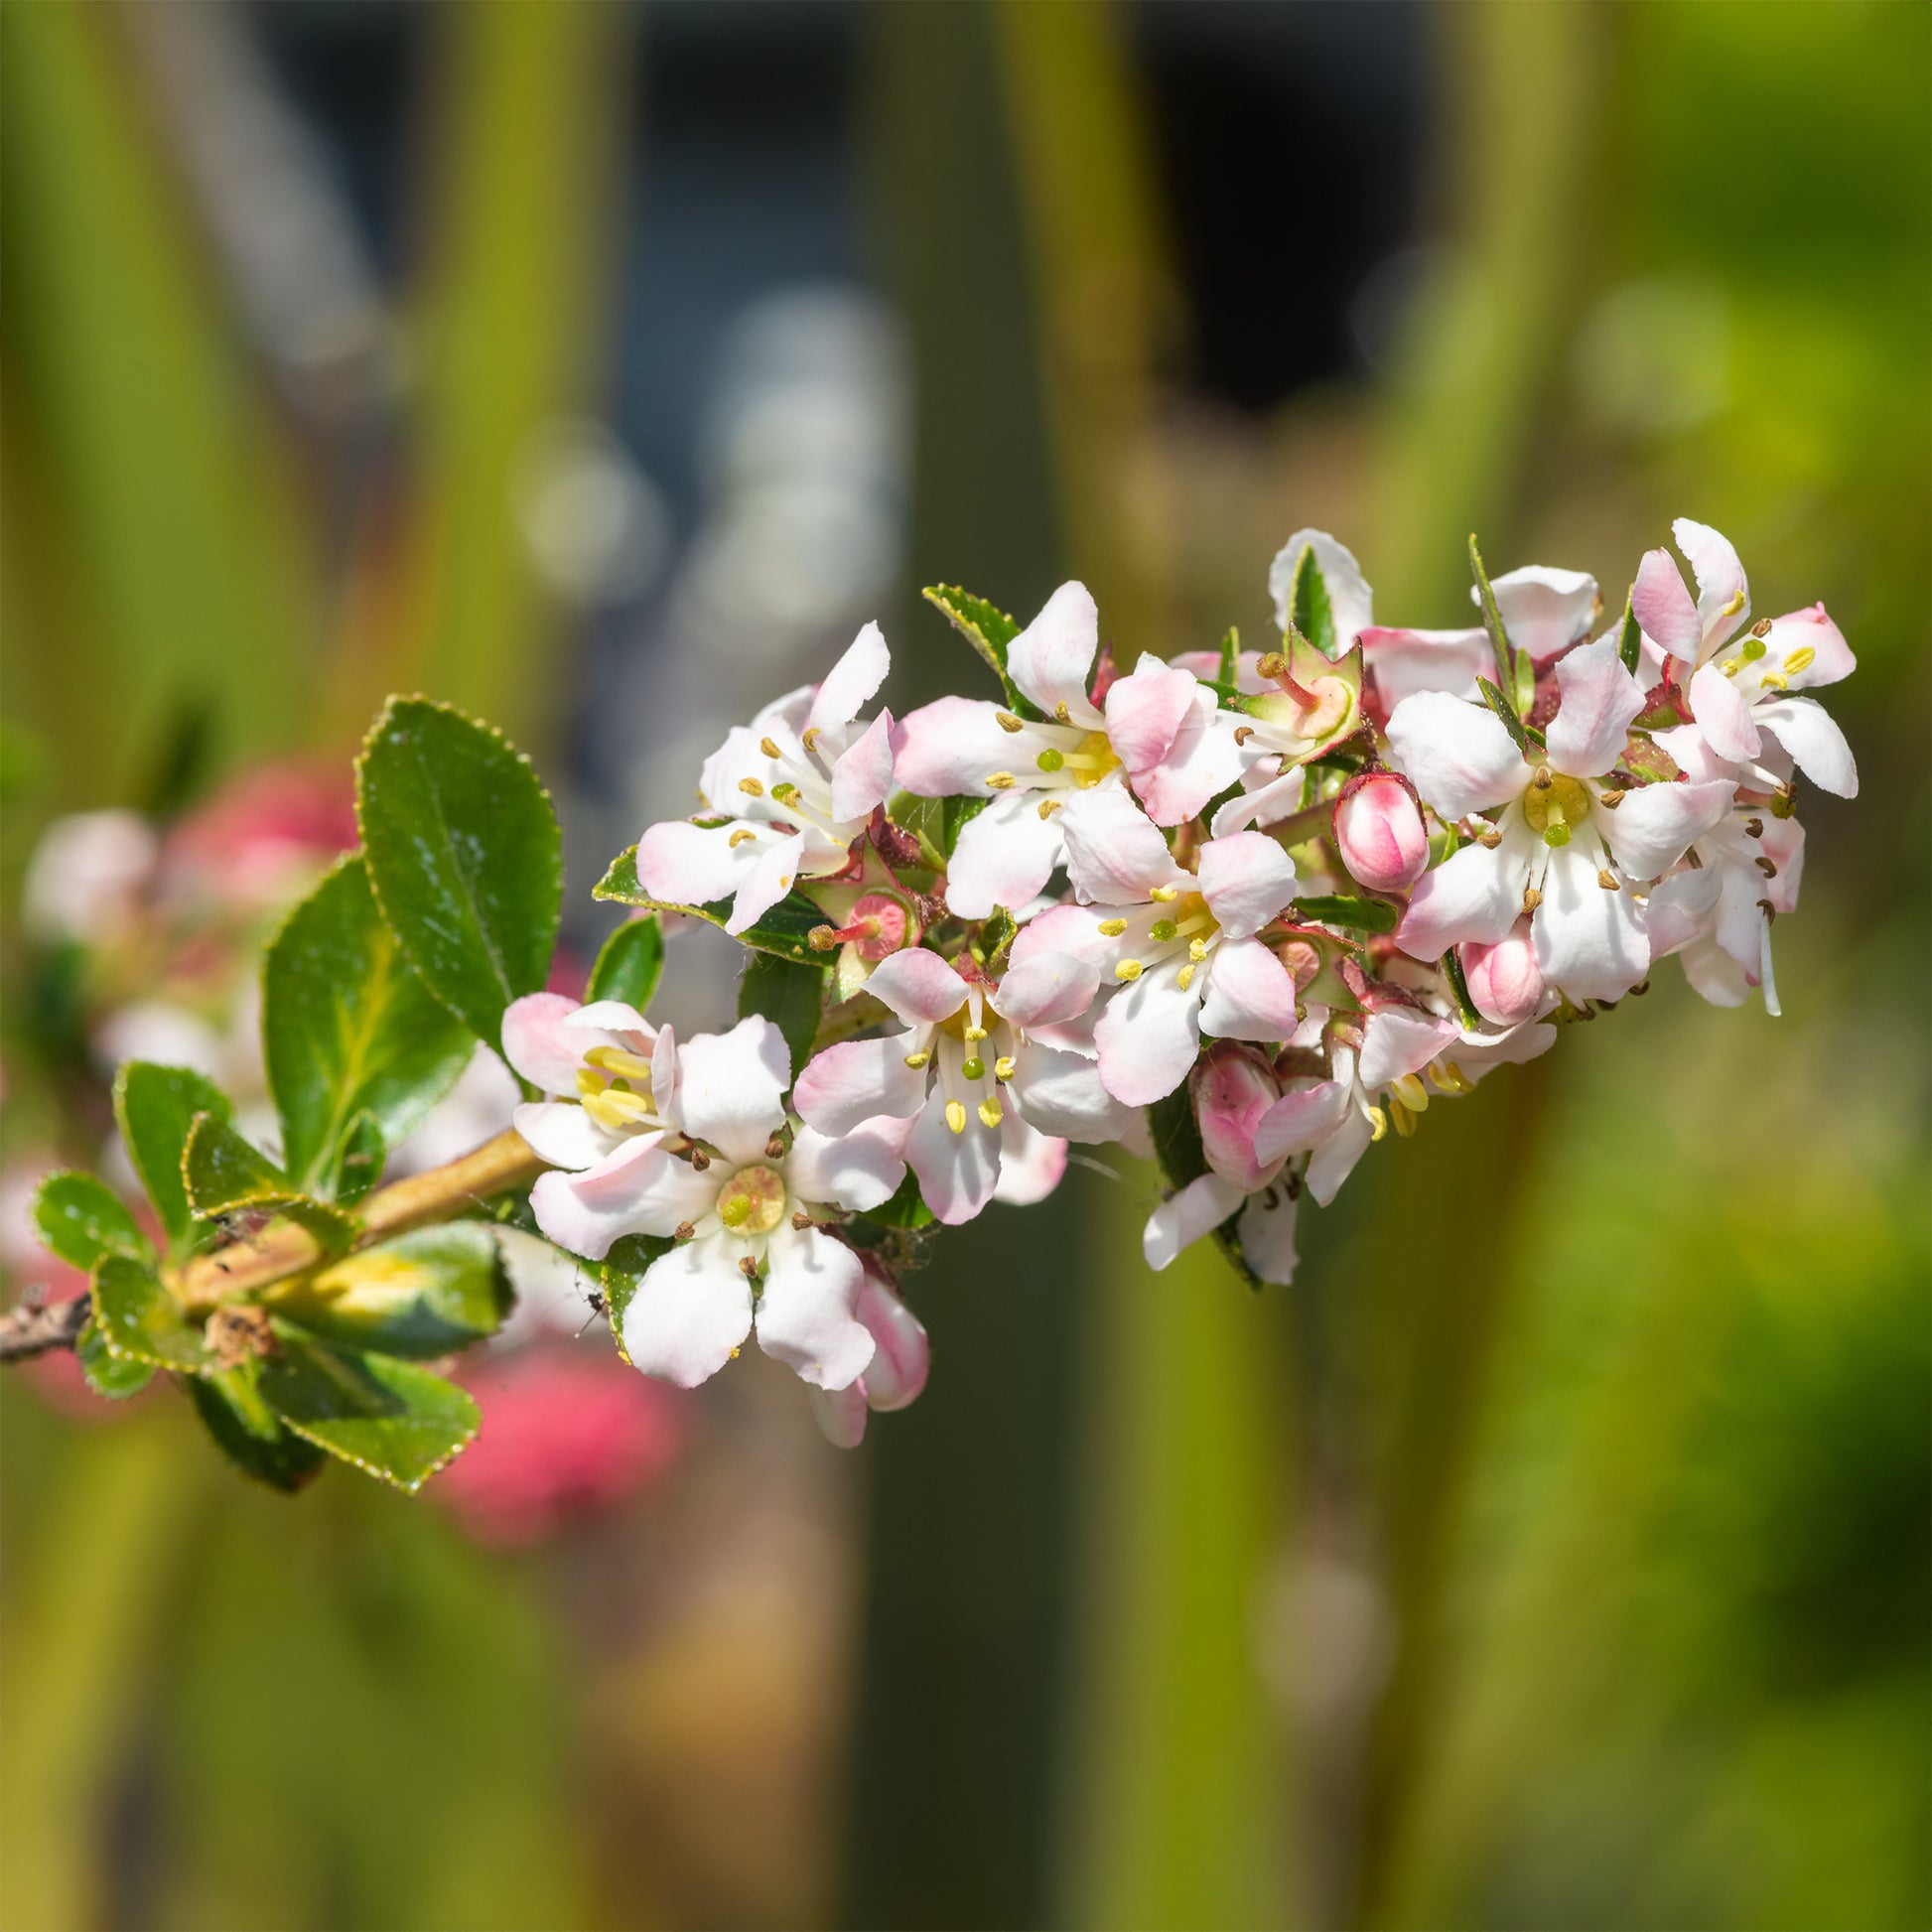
xmin=0 ymin=1290 xmax=93 ymax=1362
xmin=171 ymin=1129 xmax=547 ymax=1316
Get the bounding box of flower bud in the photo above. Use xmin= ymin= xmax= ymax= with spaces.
xmin=853 ymin=1260 xmax=928 ymax=1413
xmin=1332 ymin=773 xmax=1428 ymax=894
xmin=1460 ymin=919 xmax=1545 ymax=1027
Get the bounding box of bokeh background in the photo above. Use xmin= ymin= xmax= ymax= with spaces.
xmin=2 ymin=4 xmax=1927 ymax=1928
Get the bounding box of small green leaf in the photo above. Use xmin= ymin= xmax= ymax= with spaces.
xmin=1441 ymin=945 xmax=1482 ymax=1030
xmin=1216 ymin=624 xmax=1239 ymax=685
xmin=1287 ymin=545 xmax=1335 ymax=656
xmin=182 ymin=1114 xmax=357 ymax=1255
xmin=333 ymin=1112 xmax=385 ymax=1207
xmin=861 ymin=1170 xmax=934 ymax=1230
xmin=596 ymin=1232 xmax=675 ymax=1360
xmin=256 ymin=1324 xmax=480 ymax=1493
xmin=271 ymin=1225 xmax=510 ymax=1359
xmin=355 ymin=696 xmax=563 ymax=1049
xmin=1290 ymin=895 xmax=1401 ymax=933
xmin=114 ymin=1062 xmax=234 ymax=1245
xmin=90 ymin=1254 xmax=213 ymax=1372
xmin=263 ymin=853 xmax=474 ymax=1193
xmin=922 ymin=584 xmax=1038 ymax=718
xmin=32 ymin=1171 xmax=151 ymax=1272
xmin=1468 ymin=535 xmax=1517 ymax=697
xmin=594 ymin=847 xmax=827 ymax=965
xmin=1617 ymin=587 xmax=1643 ymax=676
xmin=1476 ymin=676 xmax=1533 ymax=759
xmin=942 ymin=794 xmax=988 ymax=857
xmin=76 ymin=1319 xmax=156 ymax=1399
xmin=587 ymin=913 xmax=665 ymax=1011
xmin=738 ymin=952 xmax=827 ymax=1080
xmin=185 ymin=1365 xmax=327 ymax=1492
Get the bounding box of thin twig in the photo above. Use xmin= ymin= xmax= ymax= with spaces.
xmin=0 ymin=1290 xmax=91 ymax=1362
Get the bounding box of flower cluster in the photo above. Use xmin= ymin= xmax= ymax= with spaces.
xmin=513 ymin=520 xmax=1857 ymax=1445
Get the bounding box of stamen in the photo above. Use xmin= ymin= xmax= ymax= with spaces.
xmin=1532 ymin=766 xmax=1554 ymax=790
xmin=765 ymin=1133 xmax=787 ymax=1159
xmin=1743 ymin=816 xmax=1764 ymax=838
xmin=1784 ymin=645 xmax=1815 ymax=674
xmin=977 ymin=1099 xmax=1003 ymax=1129
xmin=1754 ymin=856 xmax=1777 ymax=879
xmin=963 ymin=1026 xmax=988 ymax=1041
xmin=903 ymin=1050 xmax=930 ymax=1069
xmin=760 ymin=736 xmax=782 ymax=759
xmin=802 ymin=726 xmax=821 ymax=754
xmin=691 ymin=1149 xmax=710 ymax=1171
xmin=739 ymin=776 xmax=764 ymax=797
xmin=1749 ymin=618 xmax=1773 ymax=637
xmin=1757 ymin=897 xmax=1777 ymax=921
xmin=1233 ymin=725 xmax=1255 ymax=747
xmin=996 ymin=711 xmax=1025 ymax=734
xmin=1188 ymin=937 xmax=1207 ymax=962
xmin=1115 ymin=959 xmax=1143 ymax=981
xmin=576 ymin=1067 xmax=611 ymax=1097
xmin=1721 ymin=589 xmax=1747 ymax=618
xmin=1035 ymin=749 xmax=1065 ymax=773
xmin=1054 ymin=702 xmax=1072 ymax=724
xmin=791 ymin=1210 xmax=813 ymax=1231
xmin=1175 ymin=963 xmax=1195 ymax=992
xmin=961 ymin=1056 xmax=986 ymax=1081
xmin=585 ymin=1045 xmax=654 ymax=1081
xmin=1391 ymin=1073 xmax=1430 ymax=1112
xmin=729 ymin=828 xmax=759 ymax=847
xmin=739 ymin=1256 xmax=759 ymax=1282
xmin=1597 ymin=788 xmax=1624 ymax=810
xmin=770 ymin=781 xmax=800 ymax=805
xmin=674 ymin=1221 xmax=695 ymax=1241
xmin=1523 ymin=886 xmax=1543 ymax=912
xmin=1037 ymin=799 xmax=1062 ymax=819
xmin=1438 ymin=1058 xmax=1473 ymax=1093
xmin=1757 ymin=669 xmax=1789 ymax=692
xmin=993 ymin=1056 xmax=1016 ymax=1082
xmin=1149 ymin=885 xmax=1179 ymax=902
xmin=1367 ymin=1105 xmax=1389 ymax=1143
xmin=1597 ymin=869 xmax=1619 ymax=892
xmin=986 ymin=771 xmax=1017 ymax=790
xmin=1477 ymin=827 xmax=1503 ymax=848
xmin=1097 ymin=918 xmax=1128 ymax=937
xmin=1720 ymin=657 xmax=1743 ymax=678
xmin=945 ymin=1099 xmax=967 ymax=1135
xmin=1389 ymin=1098 xmax=1418 ymax=1138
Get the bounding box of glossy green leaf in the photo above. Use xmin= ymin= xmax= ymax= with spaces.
xmin=596 ymin=1232 xmax=675 ymax=1360
xmin=1290 ymin=894 xmax=1401 ymax=934
xmin=594 ymin=845 xmax=827 ymax=965
xmin=922 ymin=584 xmax=1039 ymax=718
xmin=943 ymin=793 xmax=989 ymax=857
xmin=738 ymin=952 xmax=827 ymax=1080
xmin=586 ymin=912 xmax=665 ymax=1011
xmin=333 ymin=1112 xmax=386 ymax=1207
xmin=75 ymin=1318 xmax=155 ymax=1399
xmin=1477 ymin=675 xmax=1533 ymax=758
xmin=1441 ymin=945 xmax=1483 ymax=1030
xmin=355 ymin=696 xmax=563 ymax=1048
xmin=113 ymin=1061 xmax=234 ymax=1245
xmin=256 ymin=1325 xmax=481 ymax=1493
xmin=1285 ymin=544 xmax=1335 ymax=656
xmin=185 ymin=1365 xmax=327 ymax=1492
xmin=862 ymin=1170 xmax=935 ymax=1231
xmin=1617 ymin=586 xmax=1644 ymax=675
xmin=272 ymin=1225 xmax=511 ymax=1359
xmin=181 ymin=1114 xmax=357 ymax=1255
xmin=1468 ymin=534 xmax=1517 ymax=696
xmin=90 ymin=1254 xmax=213 ymax=1372
xmin=263 ymin=853 xmax=475 ymax=1193
xmin=31 ymin=1170 xmax=150 ymax=1272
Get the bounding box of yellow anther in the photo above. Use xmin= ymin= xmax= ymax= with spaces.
xmin=599 ymin=1087 xmax=658 ymax=1124
xmin=995 ymin=711 xmax=1025 ymax=734
xmin=1597 ymin=869 xmax=1619 ymax=892
xmin=1054 ymin=702 xmax=1072 ymax=724
xmin=1757 ymin=669 xmax=1789 ymax=692
xmin=1721 ymin=657 xmax=1743 ymax=678
xmin=1037 ymin=799 xmax=1063 ymax=819
xmin=1149 ymin=885 xmax=1179 ymax=902
xmin=584 ymin=1045 xmax=654 ymax=1080
xmin=903 ymin=1050 xmax=930 ymax=1069
xmin=1523 ymin=886 xmax=1544 ymax=913
xmin=575 ymin=1067 xmax=611 ymax=1097
xmin=1391 ymin=1073 xmax=1430 ymax=1113
xmin=1188 ymin=936 xmax=1208 ymax=962
xmin=1783 ymin=645 xmax=1815 ymax=675
xmin=1368 ymin=1105 xmax=1389 ymax=1143
xmin=770 ymin=782 xmax=800 ymax=804
xmin=1389 ymin=1098 xmax=1418 ymax=1138
xmin=986 ymin=771 xmax=1017 ymax=790
xmin=801 ymin=726 xmax=821 ymax=754
xmin=993 ymin=1056 xmax=1016 ymax=1082
xmin=964 ymin=1026 xmax=988 ymax=1042
xmin=945 ymin=1099 xmax=968 ymax=1135
xmin=760 ymin=736 xmax=782 ymax=759
xmin=977 ymin=1099 xmax=1003 ymax=1129
xmin=729 ymin=828 xmax=759 ymax=847
xmin=1722 ymin=588 xmax=1747 ymax=618
xmin=1115 ymin=959 xmax=1144 ymax=982
xmin=1477 ymin=827 xmax=1503 ymax=848
xmin=1438 ymin=1058 xmax=1473 ymax=1094
xmin=739 ymin=776 xmax=764 ymax=796
xmin=1175 ymin=963 xmax=1195 ymax=993
xmin=1097 ymin=918 xmax=1129 ymax=937
xmin=582 ymin=1089 xmax=643 ymax=1132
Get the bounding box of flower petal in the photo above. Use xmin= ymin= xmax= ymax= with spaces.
xmin=723 ymin=831 xmax=808 ymax=936
xmin=512 ymin=1100 xmax=627 ymax=1172
xmin=890 ymin=697 xmax=1028 ymax=797
xmin=793 ymin=1035 xmax=930 ymax=1136
xmin=502 ymin=992 xmax=592 ymax=1094
xmin=903 ymin=1089 xmax=1001 ymax=1225
xmin=634 ymin=818 xmax=773 ymax=912
xmin=1130 ymin=687 xmax=1245 ymax=827
xmin=1396 ymin=837 xmax=1524 ymax=960
xmin=1059 ymin=786 xmax=1187 ymax=905
xmin=1359 ymin=625 xmax=1490 ymax=707
xmin=1645 ymin=864 xmax=1723 ymax=960
xmin=1236 ymin=1189 xmax=1300 ymax=1285
xmin=811 ymin=1382 xmax=870 ymax=1449
xmin=1358 ymin=1007 xmax=1456 ymax=1091
xmin=1762 ymin=603 xmax=1854 ymax=690
xmin=807 ymin=619 xmax=891 ymax=737
xmin=829 ymin=708 xmax=897 ymax=825
xmin=1210 ymin=765 xmax=1309 ymax=838
xmin=1198 ymin=935 xmax=1301 ymax=1042
xmin=944 ymin=787 xmax=1066 ymax=919
xmin=1687 ymin=663 xmax=1762 ymax=764
xmin=1385 ymin=692 xmax=1525 ymax=819
xmin=673 ymin=1017 xmax=791 ymax=1163
xmin=1754 ymin=696 xmax=1858 ymax=798
xmin=1194 ymin=1049 xmax=1282 ymax=1191
xmin=1544 ymin=637 xmax=1645 ymax=778
xmin=571 ymin=1001 xmax=656 ymax=1050
xmin=1197 ymin=832 xmax=1299 ymax=938
xmin=1143 ymin=1171 xmax=1244 ymax=1271
xmin=1631 ymin=548 xmax=1703 ymax=663
xmin=1103 ymin=654 xmax=1194 ymax=771
xmin=787 ymin=1115 xmax=911 ymax=1214
xmin=1599 ymin=777 xmax=1733 ymax=878
xmin=854 ymin=1268 xmax=928 ymax=1411
xmin=994 ymin=941 xmax=1104 ymax=1031
xmin=992 ymin=1112 xmax=1067 ymax=1205
xmin=1252 ymin=1078 xmax=1353 ymax=1171
xmin=1487 ymin=564 xmax=1598 ymax=661
xmin=1008 ymin=581 xmax=1103 ymax=726
xmin=621 ymin=1233 xmax=755 ymax=1387
xmin=1304 ymin=1106 xmax=1374 ymax=1206
xmin=1007 ymin=1040 xmax=1136 ymax=1143
xmin=1673 ymin=516 xmax=1749 ymax=650
xmin=1093 ymin=962 xmax=1201 ymax=1106
xmin=754 ymin=1223 xmax=874 ymax=1390
xmin=530 ymin=1137 xmax=718 ymax=1260
xmin=862 ymin=947 xmax=969 ymax=1028
xmin=1531 ymin=845 xmax=1648 ymax=1002
xmin=1267 ymin=528 xmax=1373 ymax=647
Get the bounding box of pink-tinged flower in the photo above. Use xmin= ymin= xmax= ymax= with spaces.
xmin=792 ymin=945 xmax=1129 ymax=1225
xmin=892 ymin=584 xmax=1238 ymax=918
xmin=1634 ymin=522 xmax=1858 ymax=798
xmin=634 ymin=621 xmax=897 ymax=935
xmin=22 ymin=810 xmax=158 ymax=946
xmin=1388 ymin=637 xmax=1734 ymax=1002
xmin=503 ymin=992 xmax=665 ymax=1171
xmin=1459 ymin=919 xmax=1546 ymax=1027
xmin=1646 ymin=805 xmax=1804 ymax=1015
xmin=1142 ymin=1047 xmax=1302 ymax=1286
xmin=166 ymin=763 xmax=360 ymax=908
xmin=520 ymin=1014 xmax=909 ymax=1392
xmin=1002 ymin=790 xmax=1303 ymax=1107
xmin=808 ymin=1257 xmax=930 ymax=1448
xmin=1359 ymin=565 xmax=1600 ymax=709
xmin=1267 ymin=527 xmax=1375 ymax=648
xmin=1332 ymin=772 xmax=1429 ymax=893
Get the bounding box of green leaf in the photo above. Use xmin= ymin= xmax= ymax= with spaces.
xmin=738 ymin=952 xmax=827 ymax=1080
xmin=586 ymin=913 xmax=665 ymax=1011
xmin=1617 ymin=586 xmax=1644 ymax=675
xmin=1441 ymin=945 xmax=1482 ymax=1030
xmin=272 ymin=1225 xmax=511 ymax=1359
xmin=594 ymin=846 xmax=827 ymax=965
xmin=595 ymin=1232 xmax=675 ymax=1360
xmin=942 ymin=793 xmax=989 ymax=858
xmin=185 ymin=1365 xmax=327 ymax=1492
xmin=181 ymin=1114 xmax=357 ymax=1255
xmin=76 ymin=1318 xmax=155 ymax=1399
xmin=256 ymin=1324 xmax=481 ymax=1493
xmin=1468 ymin=534 xmax=1517 ymax=697
xmin=355 ymin=696 xmax=563 ymax=1049
xmin=1290 ymin=894 xmax=1401 ymax=934
xmin=1216 ymin=624 xmax=1239 ymax=685
xmin=333 ymin=1112 xmax=386 ymax=1207
xmin=31 ymin=1170 xmax=150 ymax=1272
xmin=262 ymin=853 xmax=475 ymax=1193
xmin=922 ymin=584 xmax=1039 ymax=718
xmin=113 ymin=1061 xmax=234 ymax=1245
xmin=1476 ymin=676 xmax=1533 ymax=758
xmin=861 ymin=1170 xmax=934 ymax=1231
xmin=90 ymin=1254 xmax=214 ymax=1372
xmin=1286 ymin=545 xmax=1335 ymax=656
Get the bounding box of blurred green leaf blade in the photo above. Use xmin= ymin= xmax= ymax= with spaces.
xmin=112 ymin=1062 xmax=234 ymax=1246
xmin=90 ymin=1254 xmax=213 ymax=1372
xmin=738 ymin=952 xmax=827 ymax=1077
xmin=272 ymin=1225 xmax=510 ymax=1360
xmin=586 ymin=913 xmax=665 ymax=1011
xmin=31 ymin=1170 xmax=151 ymax=1273
xmin=185 ymin=1363 xmax=327 ymax=1492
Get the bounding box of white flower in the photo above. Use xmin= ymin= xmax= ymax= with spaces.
xmin=635 ymin=621 xmax=897 ymax=934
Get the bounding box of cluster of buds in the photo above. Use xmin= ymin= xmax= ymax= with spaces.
xmin=515 ymin=520 xmax=1856 ymax=1444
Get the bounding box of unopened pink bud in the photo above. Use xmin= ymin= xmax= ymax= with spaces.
xmin=853 ymin=1262 xmax=928 ymax=1412
xmin=1460 ymin=919 xmax=1545 ymax=1027
xmin=1333 ymin=773 xmax=1428 ymax=894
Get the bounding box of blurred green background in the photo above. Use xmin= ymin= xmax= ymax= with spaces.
xmin=2 ymin=3 xmax=1926 ymax=1928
